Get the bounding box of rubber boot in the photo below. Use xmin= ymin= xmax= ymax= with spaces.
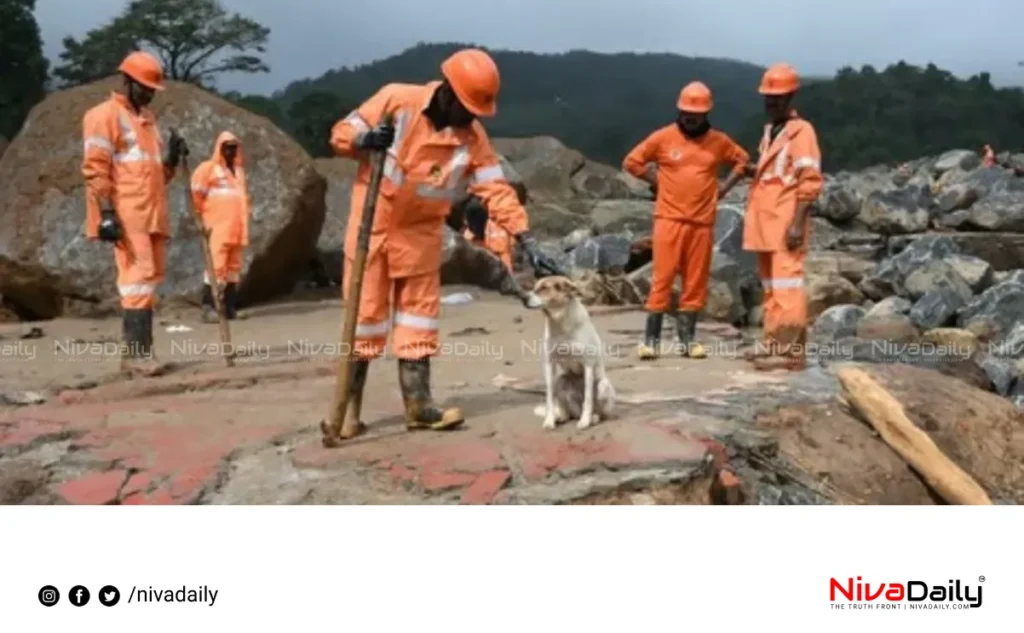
xmin=338 ymin=359 xmax=370 ymax=439
xmin=637 ymin=312 xmax=663 ymax=360
xmin=676 ymin=310 xmax=706 ymax=359
xmin=224 ymin=282 xmax=244 ymax=320
xmin=119 ymin=309 xmax=167 ymax=377
xmin=398 ymin=358 xmax=465 ymax=431
xmin=139 ymin=309 xmax=170 ymax=375
xmin=200 ymin=284 xmax=219 ymax=323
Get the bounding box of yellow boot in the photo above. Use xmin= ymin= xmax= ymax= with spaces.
xmin=676 ymin=310 xmax=707 ymax=359
xmin=637 ymin=312 xmax=663 ymax=360
xmin=398 ymin=358 xmax=465 ymax=431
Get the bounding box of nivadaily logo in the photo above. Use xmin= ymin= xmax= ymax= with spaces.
xmin=830 ymin=576 xmax=984 ymax=610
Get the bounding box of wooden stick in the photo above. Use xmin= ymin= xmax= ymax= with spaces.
xmin=180 ymin=152 xmax=234 ymax=368
xmin=321 ymin=114 xmax=393 ymax=447
xmin=836 ymin=365 xmax=992 ymax=505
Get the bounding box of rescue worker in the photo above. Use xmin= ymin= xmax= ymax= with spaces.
xmin=191 ymin=131 xmax=250 ymax=322
xmin=329 ymin=48 xmax=562 ymax=439
xmin=982 ymin=144 xmax=995 ymax=168
xmin=461 ymin=194 xmax=514 ymax=270
xmin=81 ymin=51 xmax=188 ymax=376
xmin=742 ymin=63 xmax=823 ymax=371
xmin=623 ymin=81 xmax=750 ymax=360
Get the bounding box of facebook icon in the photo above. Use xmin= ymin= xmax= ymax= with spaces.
xmin=69 ymin=585 xmax=90 ymax=606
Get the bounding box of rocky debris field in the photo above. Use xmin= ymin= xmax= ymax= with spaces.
xmin=1 ymin=76 xmax=1023 ymax=503
xmin=2 ymin=295 xmax=1020 ymax=505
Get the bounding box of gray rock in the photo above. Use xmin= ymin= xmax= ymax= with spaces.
xmin=570 ymin=234 xmax=632 ymax=273
xmin=859 ymin=187 xmax=932 ymax=234
xmin=957 ymin=281 xmax=1024 ymax=341
xmin=946 ymin=254 xmax=994 ymax=294
xmin=960 ymin=191 xmax=1024 ymax=232
xmin=903 ymin=260 xmax=973 ymax=302
xmin=975 ymin=355 xmax=1017 ymax=396
xmin=889 ymin=233 xmax=1024 ymax=273
xmin=859 ymin=235 xmax=962 ymax=300
xmin=933 ymin=182 xmax=979 ymax=214
xmin=713 ymin=203 xmax=757 ymax=272
xmin=526 ymin=202 xmax=592 ymax=238
xmin=587 ymin=200 xmax=654 ymax=235
xmin=808 ymin=273 xmax=864 ymax=321
xmin=932 ymin=149 xmax=981 ymax=174
xmin=993 ymin=269 xmax=1024 ymax=286
xmin=909 ymin=287 xmax=966 ymax=330
xmin=806 ymin=250 xmax=876 ymax=286
xmin=991 ymin=323 xmax=1024 ymax=360
xmin=815 ymin=181 xmax=862 ymax=223
xmin=857 ymin=297 xmax=919 ymax=342
xmin=812 ymin=304 xmax=865 ymax=342
xmin=560 ymin=227 xmax=596 ymax=252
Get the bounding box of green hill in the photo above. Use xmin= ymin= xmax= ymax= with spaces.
xmin=269 ymin=42 xmax=767 ymax=165
xmin=248 ymin=44 xmax=1024 ymax=173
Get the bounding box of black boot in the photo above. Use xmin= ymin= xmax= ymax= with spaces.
xmin=675 ymin=311 xmax=707 ymax=358
xmin=200 ymin=283 xmax=218 ymax=323
xmin=638 ymin=312 xmax=663 ymax=360
xmin=398 ymin=358 xmax=465 ymax=431
xmin=120 ymin=309 xmax=165 ymax=376
xmin=224 ymin=282 xmax=239 ymax=320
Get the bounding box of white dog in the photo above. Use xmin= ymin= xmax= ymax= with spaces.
xmin=527 ymin=276 xmax=616 ymax=430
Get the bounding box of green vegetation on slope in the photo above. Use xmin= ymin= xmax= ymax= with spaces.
xmin=782 ymin=62 xmax=1024 ymax=171
xmin=267 ymin=42 xmax=766 ymax=165
xmin=253 ymin=44 xmax=1024 ymax=173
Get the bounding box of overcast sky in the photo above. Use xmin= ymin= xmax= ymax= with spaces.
xmin=34 ymin=0 xmax=1024 ymax=95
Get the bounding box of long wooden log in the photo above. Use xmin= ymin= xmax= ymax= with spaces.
xmin=836 ymin=365 xmax=992 ymax=505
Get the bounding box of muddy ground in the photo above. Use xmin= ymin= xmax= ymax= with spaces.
xmin=0 ymin=287 xmax=949 ymax=505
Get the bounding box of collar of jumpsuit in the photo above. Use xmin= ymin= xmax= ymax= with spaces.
xmin=111 ymin=91 xmax=156 ymax=123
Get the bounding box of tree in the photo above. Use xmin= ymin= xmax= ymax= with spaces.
xmin=286 ymin=91 xmax=355 ymax=157
xmin=0 ymin=0 xmax=49 ymax=138
xmin=221 ymin=91 xmax=287 ymax=128
xmin=53 ymin=0 xmax=269 ymax=88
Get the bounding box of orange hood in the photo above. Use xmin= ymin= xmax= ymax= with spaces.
xmin=213 ymin=131 xmax=244 ymax=167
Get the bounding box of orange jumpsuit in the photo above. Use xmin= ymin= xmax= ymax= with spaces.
xmin=982 ymin=145 xmax=995 ymax=168
xmin=330 ymin=81 xmax=529 ymax=360
xmin=190 ymin=132 xmax=250 ymax=285
xmin=743 ymin=112 xmax=823 ymax=356
xmin=623 ymin=125 xmax=749 ymax=312
xmin=82 ymin=92 xmax=176 ymax=310
xmin=463 ymin=220 xmax=513 ymax=270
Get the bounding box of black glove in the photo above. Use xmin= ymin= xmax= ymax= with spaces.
xmin=464 ymin=195 xmax=488 ymax=240
xmin=97 ymin=206 xmax=122 ymax=243
xmin=517 ymin=231 xmax=565 ymax=278
xmin=356 ymin=123 xmax=395 ymax=151
xmin=164 ymin=129 xmax=189 ymax=169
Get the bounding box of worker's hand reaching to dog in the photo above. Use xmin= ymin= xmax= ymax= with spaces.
xmin=356 ymin=123 xmax=396 ymax=151
xmin=517 ymin=231 xmax=565 ymax=278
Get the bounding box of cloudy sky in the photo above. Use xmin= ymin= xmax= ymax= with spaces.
xmin=34 ymin=0 xmax=1024 ymax=95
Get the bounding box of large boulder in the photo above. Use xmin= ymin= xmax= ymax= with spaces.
xmin=859 ymin=235 xmax=961 ymax=300
xmin=0 ymin=77 xmax=325 ymax=318
xmin=492 ymin=136 xmax=586 ymax=202
xmin=887 ymin=232 xmax=1024 ymax=272
xmin=957 ymin=280 xmax=1024 ymax=341
xmin=312 ymin=157 xmax=357 ymax=285
xmin=857 ymin=186 xmax=932 ymax=234
xmin=587 ymin=200 xmax=654 ymax=235
xmin=0 ymin=135 xmax=8 ymax=160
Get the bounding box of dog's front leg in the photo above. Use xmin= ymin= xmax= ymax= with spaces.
xmin=542 ymin=357 xmax=558 ymax=429
xmin=577 ymin=363 xmax=595 ymax=429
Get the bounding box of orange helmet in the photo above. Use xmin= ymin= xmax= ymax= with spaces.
xmin=758 ymin=63 xmax=799 ymax=95
xmin=440 ymin=48 xmax=500 ymax=117
xmin=677 ymin=81 xmax=713 ymax=113
xmin=119 ymin=51 xmax=165 ymax=91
